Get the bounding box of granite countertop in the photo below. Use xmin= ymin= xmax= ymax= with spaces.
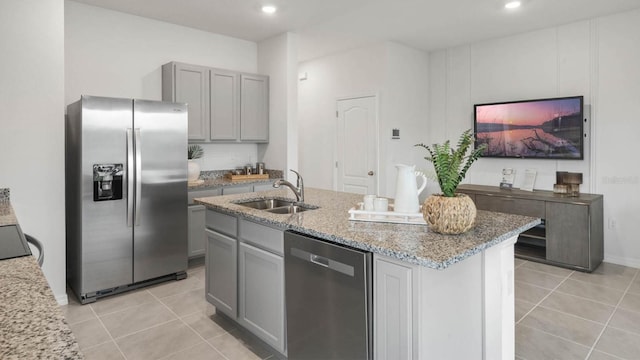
xmin=195 ymin=188 xmax=541 ymax=269
xmin=0 ymin=203 xmax=83 ymax=359
xmin=188 ymin=177 xmax=276 ymax=190
xmin=188 ymin=169 xmax=282 ymax=191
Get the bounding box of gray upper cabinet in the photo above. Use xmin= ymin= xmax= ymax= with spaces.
xmin=210 ymin=69 xmax=239 ymax=140
xmin=162 ymin=62 xmax=209 ymax=141
xmin=240 ymin=74 xmax=269 ymax=142
xmin=162 ymin=61 xmax=268 ymax=143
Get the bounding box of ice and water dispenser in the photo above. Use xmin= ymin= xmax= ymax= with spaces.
xmin=93 ymin=164 xmax=123 ymax=201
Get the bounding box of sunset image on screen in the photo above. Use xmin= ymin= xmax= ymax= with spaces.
xmin=475 ymin=97 xmax=583 ymax=159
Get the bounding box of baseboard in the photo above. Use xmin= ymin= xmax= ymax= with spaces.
xmin=603 ymin=254 xmax=640 ymax=270
xmin=55 ymin=292 xmax=69 ymax=306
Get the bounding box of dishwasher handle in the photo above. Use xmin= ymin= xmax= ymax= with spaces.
xmin=291 ymin=247 xmax=355 ymax=277
xmin=310 ymin=254 xmax=329 ymax=267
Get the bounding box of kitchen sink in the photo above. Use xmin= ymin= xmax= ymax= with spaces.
xmin=234 ymin=197 xmax=318 ymax=214
xmin=265 ymin=205 xmax=312 ymax=214
xmin=235 ymin=198 xmax=296 ymax=210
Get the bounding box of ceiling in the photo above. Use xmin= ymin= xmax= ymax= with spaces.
xmin=71 ymin=0 xmax=640 ymax=61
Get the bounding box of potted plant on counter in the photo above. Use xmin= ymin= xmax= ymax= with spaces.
xmin=415 ymin=129 xmax=486 ymax=234
xmin=187 ymin=144 xmax=203 ymax=183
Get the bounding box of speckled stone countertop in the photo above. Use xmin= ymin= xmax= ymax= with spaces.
xmin=195 ymin=188 xmax=541 ymax=269
xmin=188 ymin=169 xmax=282 ymax=190
xmin=0 ymin=201 xmax=83 ymax=359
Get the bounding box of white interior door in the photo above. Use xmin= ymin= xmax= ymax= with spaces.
xmin=336 ymin=96 xmax=377 ymax=195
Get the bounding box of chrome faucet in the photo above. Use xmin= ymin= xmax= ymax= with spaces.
xmin=273 ymin=169 xmax=304 ymax=203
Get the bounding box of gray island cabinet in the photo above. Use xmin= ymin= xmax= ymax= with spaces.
xmin=196 ymin=188 xmax=540 ymax=359
xmin=205 ymin=209 xmax=286 ymax=354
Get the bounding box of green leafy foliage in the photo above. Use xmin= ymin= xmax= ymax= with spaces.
xmin=415 ymin=129 xmax=486 ymax=197
xmin=188 ymin=144 xmax=204 ymax=160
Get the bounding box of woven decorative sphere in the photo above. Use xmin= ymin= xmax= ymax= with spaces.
xmin=422 ymin=194 xmax=477 ymax=234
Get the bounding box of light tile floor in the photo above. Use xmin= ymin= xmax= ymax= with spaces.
xmin=515 ymin=259 xmax=640 ymax=360
xmin=62 ymin=263 xmax=275 ymax=360
xmin=62 ymin=260 xmax=640 ymax=360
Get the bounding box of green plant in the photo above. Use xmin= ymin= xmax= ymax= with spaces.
xmin=415 ymin=129 xmax=486 ymax=197
xmin=187 ymin=144 xmax=203 ymax=160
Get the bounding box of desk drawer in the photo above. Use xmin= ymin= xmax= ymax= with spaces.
xmin=475 ymin=194 xmax=545 ymax=218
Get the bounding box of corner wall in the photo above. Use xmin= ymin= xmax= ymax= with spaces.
xmin=0 ymin=0 xmax=66 ymax=303
xmin=257 ymin=33 xmax=299 ymax=180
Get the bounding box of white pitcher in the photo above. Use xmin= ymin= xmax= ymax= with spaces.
xmin=394 ymin=164 xmax=427 ymax=213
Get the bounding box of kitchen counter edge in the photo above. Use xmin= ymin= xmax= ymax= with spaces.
xmin=195 ymin=188 xmax=540 ymax=270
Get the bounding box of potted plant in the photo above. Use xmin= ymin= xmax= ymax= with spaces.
xmin=415 ymin=129 xmax=486 ymax=234
xmin=187 ymin=144 xmax=203 ymax=182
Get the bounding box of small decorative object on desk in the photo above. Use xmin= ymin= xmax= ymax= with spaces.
xmin=348 ymin=203 xmax=426 ymax=225
xmin=554 ymin=171 xmax=582 ymax=196
xmin=521 ymin=169 xmax=537 ymax=192
xmin=500 ymin=168 xmax=516 ymax=189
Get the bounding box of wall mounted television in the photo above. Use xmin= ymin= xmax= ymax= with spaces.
xmin=474 ymin=96 xmax=584 ymax=159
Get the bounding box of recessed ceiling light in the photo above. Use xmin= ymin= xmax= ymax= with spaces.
xmin=261 ymin=5 xmax=277 ymax=14
xmin=504 ymin=1 xmax=521 ymax=9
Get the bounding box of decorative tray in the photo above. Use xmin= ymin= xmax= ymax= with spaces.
xmin=348 ymin=203 xmax=427 ymax=225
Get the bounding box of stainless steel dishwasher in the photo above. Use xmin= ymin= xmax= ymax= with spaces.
xmin=284 ymin=231 xmax=373 ymax=359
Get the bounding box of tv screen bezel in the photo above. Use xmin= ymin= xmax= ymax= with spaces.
xmin=473 ymin=95 xmax=584 ymax=160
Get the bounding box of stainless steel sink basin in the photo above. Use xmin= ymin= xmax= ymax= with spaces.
xmin=265 ymin=205 xmax=312 ymax=214
xmin=234 ymin=197 xmax=319 ymax=214
xmin=235 ymin=198 xmax=296 ymax=210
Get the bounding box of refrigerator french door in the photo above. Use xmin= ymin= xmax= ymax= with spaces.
xmin=66 ymin=96 xmax=188 ymax=304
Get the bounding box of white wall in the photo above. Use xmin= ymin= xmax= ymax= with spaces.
xmin=298 ymin=42 xmax=429 ymax=197
xmin=594 ymin=9 xmax=640 ymax=267
xmin=299 ymin=44 xmax=386 ymax=191
xmin=257 ymin=33 xmax=299 ymax=180
xmin=0 ymin=0 xmax=67 ymax=303
xmin=65 ymin=1 xmax=260 ymax=169
xmin=429 ymin=23 xmax=592 ymax=192
xmin=429 ymin=9 xmax=640 ymax=267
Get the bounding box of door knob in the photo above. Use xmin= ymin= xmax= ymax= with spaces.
xmin=368 ymin=171 xmax=374 ymax=176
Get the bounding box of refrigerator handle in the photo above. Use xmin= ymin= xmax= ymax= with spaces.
xmin=134 ymin=128 xmax=142 ymax=226
xmin=126 ymin=128 xmax=134 ymax=227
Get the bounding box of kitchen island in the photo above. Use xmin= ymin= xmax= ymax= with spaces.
xmin=196 ymin=187 xmax=540 ymax=359
xmin=0 ymin=198 xmax=83 ymax=359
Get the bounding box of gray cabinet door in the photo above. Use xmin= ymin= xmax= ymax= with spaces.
xmin=238 ymin=242 xmax=285 ymax=352
xmin=169 ymin=63 xmax=209 ymax=141
xmin=210 ymin=69 xmax=239 ymax=140
xmin=222 ymin=185 xmax=253 ymax=195
xmin=252 ymin=183 xmax=275 ymax=192
xmin=205 ymin=228 xmax=237 ymax=318
xmin=240 ymin=74 xmax=269 ymax=142
xmin=546 ymin=203 xmax=589 ymax=268
xmin=187 ymin=205 xmax=206 ymax=258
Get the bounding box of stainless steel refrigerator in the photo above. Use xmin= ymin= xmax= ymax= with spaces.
xmin=66 ymin=95 xmax=188 ymax=304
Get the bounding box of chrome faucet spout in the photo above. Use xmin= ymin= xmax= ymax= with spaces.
xmin=273 ymin=169 xmax=305 ymax=202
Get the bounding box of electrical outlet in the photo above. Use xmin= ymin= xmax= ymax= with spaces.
xmin=608 ymin=218 xmax=616 ymax=229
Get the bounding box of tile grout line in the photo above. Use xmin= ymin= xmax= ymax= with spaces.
xmin=515 ymin=268 xmax=575 ymax=325
xmin=584 ymin=268 xmax=639 ymax=359
xmin=149 ymin=287 xmax=232 ymax=360
xmin=87 ymin=296 xmax=130 ymax=360
xmin=517 ymin=323 xmax=593 ymax=351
